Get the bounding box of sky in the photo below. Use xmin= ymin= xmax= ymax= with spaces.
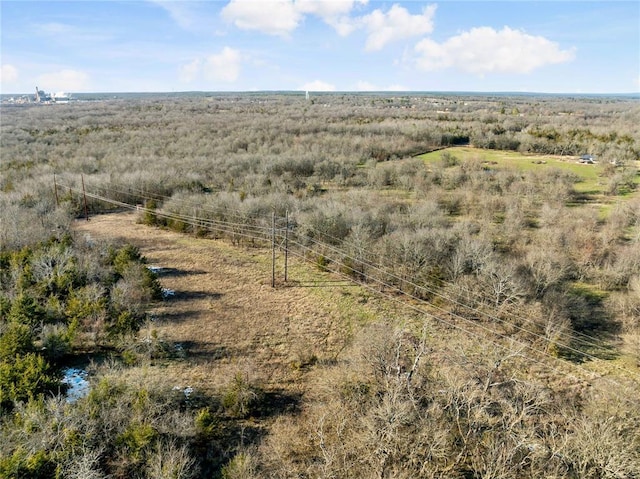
xmin=1 ymin=0 xmax=638 ymax=94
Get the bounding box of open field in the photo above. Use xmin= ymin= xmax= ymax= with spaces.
xmin=420 ymin=146 xmax=640 ymax=197
xmin=71 ymin=211 xmax=365 ymax=396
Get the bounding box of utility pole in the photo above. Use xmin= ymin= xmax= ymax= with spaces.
xmin=81 ymin=174 xmax=89 ymax=221
xmin=271 ymin=211 xmax=276 ymax=288
xmin=284 ymin=210 xmax=289 ymax=282
xmin=53 ymin=174 xmax=59 ymax=206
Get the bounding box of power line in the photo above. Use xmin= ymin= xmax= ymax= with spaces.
xmin=64 ymin=181 xmax=630 ymax=360
xmin=58 ymin=182 xmax=640 ymax=389
xmin=63 ymin=179 xmax=620 ymax=354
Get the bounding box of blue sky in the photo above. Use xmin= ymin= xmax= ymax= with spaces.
xmin=1 ymin=1 xmax=638 ymax=94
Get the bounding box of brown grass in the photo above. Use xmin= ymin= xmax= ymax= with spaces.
xmin=72 ymin=211 xmax=384 ymax=396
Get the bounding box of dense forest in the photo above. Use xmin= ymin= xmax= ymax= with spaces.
xmin=1 ymin=93 xmax=639 ymax=478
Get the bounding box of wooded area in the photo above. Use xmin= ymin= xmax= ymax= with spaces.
xmin=1 ymin=93 xmax=639 ymax=478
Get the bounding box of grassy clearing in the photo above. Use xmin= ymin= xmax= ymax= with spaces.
xmin=72 ymin=212 xmax=415 ymax=394
xmin=419 ymin=146 xmax=618 ymax=195
xmin=72 ymin=212 xmax=534 ymax=391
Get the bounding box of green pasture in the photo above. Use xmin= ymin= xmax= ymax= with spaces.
xmin=420 ymin=147 xmax=609 ymax=195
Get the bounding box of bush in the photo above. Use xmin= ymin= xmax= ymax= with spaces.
xmin=116 ymin=422 xmax=158 ymax=459
xmin=7 ymin=294 xmax=46 ymax=328
xmin=108 ymin=311 xmax=144 ymax=339
xmin=110 ymin=244 xmax=144 ymax=277
xmin=140 ymin=199 xmax=160 ymax=226
xmin=0 ymin=353 xmax=58 ymax=408
xmin=0 ymin=447 xmax=56 ymax=479
xmin=221 ymin=373 xmax=262 ymax=419
xmin=0 ymin=322 xmax=34 ymax=359
xmin=221 ymin=452 xmax=256 ymax=479
xmin=440 ymin=151 xmax=459 ymax=167
xmin=41 ymin=324 xmax=72 ymax=360
xmin=194 ymin=408 xmax=220 ymax=440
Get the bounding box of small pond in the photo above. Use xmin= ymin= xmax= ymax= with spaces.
xmin=61 ymin=367 xmax=90 ymax=403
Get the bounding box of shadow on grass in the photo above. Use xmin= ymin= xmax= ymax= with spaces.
xmin=154 ymin=266 xmax=208 ymax=277
xmin=558 ymin=332 xmax=620 ymax=363
xmin=193 ymin=388 xmax=303 ymax=477
xmin=167 ymin=290 xmax=223 ymax=301
xmin=255 ymin=389 xmax=303 ymax=417
xmin=156 ymin=309 xmax=208 ymax=323
xmin=178 ymin=340 xmax=229 ymax=361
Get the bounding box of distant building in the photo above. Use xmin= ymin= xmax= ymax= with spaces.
xmin=35 ymin=86 xmax=52 ymax=103
xmin=52 ymin=92 xmax=70 ymax=103
xmin=34 ymin=87 xmax=72 ymax=103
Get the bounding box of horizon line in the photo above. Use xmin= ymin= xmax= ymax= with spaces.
xmin=2 ymin=90 xmax=639 ymax=97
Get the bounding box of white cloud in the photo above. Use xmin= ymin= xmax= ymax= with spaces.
xmin=356 ymin=80 xmax=376 ymax=91
xmin=414 ymin=26 xmax=575 ymax=75
xmin=221 ymin=0 xmax=301 ymax=37
xmin=295 ymin=0 xmax=367 ymax=19
xmin=361 ymin=4 xmax=436 ymax=51
xmin=36 ymin=69 xmax=90 ymax=91
xmin=328 ymin=17 xmax=359 ymax=37
xmin=180 ymin=47 xmax=242 ymax=84
xmin=296 ymin=0 xmax=368 ymax=35
xmin=0 ymin=64 xmax=19 ymax=85
xmin=150 ymin=0 xmax=199 ymax=29
xmin=221 ymin=0 xmax=368 ymax=37
xmin=355 ymin=80 xmax=407 ymax=91
xmin=299 ymin=80 xmax=336 ymax=91
xmin=204 ymin=47 xmax=242 ymax=82
xmin=179 ymin=59 xmax=202 ymax=83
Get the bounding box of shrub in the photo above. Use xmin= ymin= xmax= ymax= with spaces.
xmin=108 ymin=311 xmax=144 ymax=339
xmin=194 ymin=407 xmax=219 ymax=440
xmin=440 ymin=151 xmax=459 ymax=167
xmin=116 ymin=422 xmax=158 ymax=459
xmin=146 ymin=441 xmax=197 ymax=479
xmin=221 ymin=373 xmax=262 ymax=419
xmin=65 ymin=285 xmax=108 ymax=343
xmin=221 ymin=452 xmax=256 ymax=479
xmin=40 ymin=324 xmax=72 ymax=360
xmin=110 ymin=244 xmax=144 ymax=277
xmin=0 ymin=448 xmax=56 ymax=479
xmin=7 ymin=294 xmax=46 ymax=328
xmin=140 ymin=199 xmax=160 ymax=226
xmin=315 ymin=254 xmax=329 ymax=272
xmin=0 ymin=295 xmax=11 ymax=320
xmin=0 ymin=322 xmax=34 ymax=359
xmin=0 ymin=353 xmax=58 ymax=408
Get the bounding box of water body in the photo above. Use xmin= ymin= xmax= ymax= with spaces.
xmin=61 ymin=367 xmax=90 ymax=402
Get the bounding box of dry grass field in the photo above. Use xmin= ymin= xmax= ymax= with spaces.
xmin=72 ymin=211 xmax=391 ymax=397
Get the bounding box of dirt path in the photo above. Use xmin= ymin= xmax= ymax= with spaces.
xmin=73 ymin=211 xmax=352 ymax=396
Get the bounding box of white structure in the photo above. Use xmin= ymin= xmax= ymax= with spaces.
xmin=34 ymin=86 xmax=72 ymax=103
xmin=52 ymin=92 xmax=71 ymax=103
